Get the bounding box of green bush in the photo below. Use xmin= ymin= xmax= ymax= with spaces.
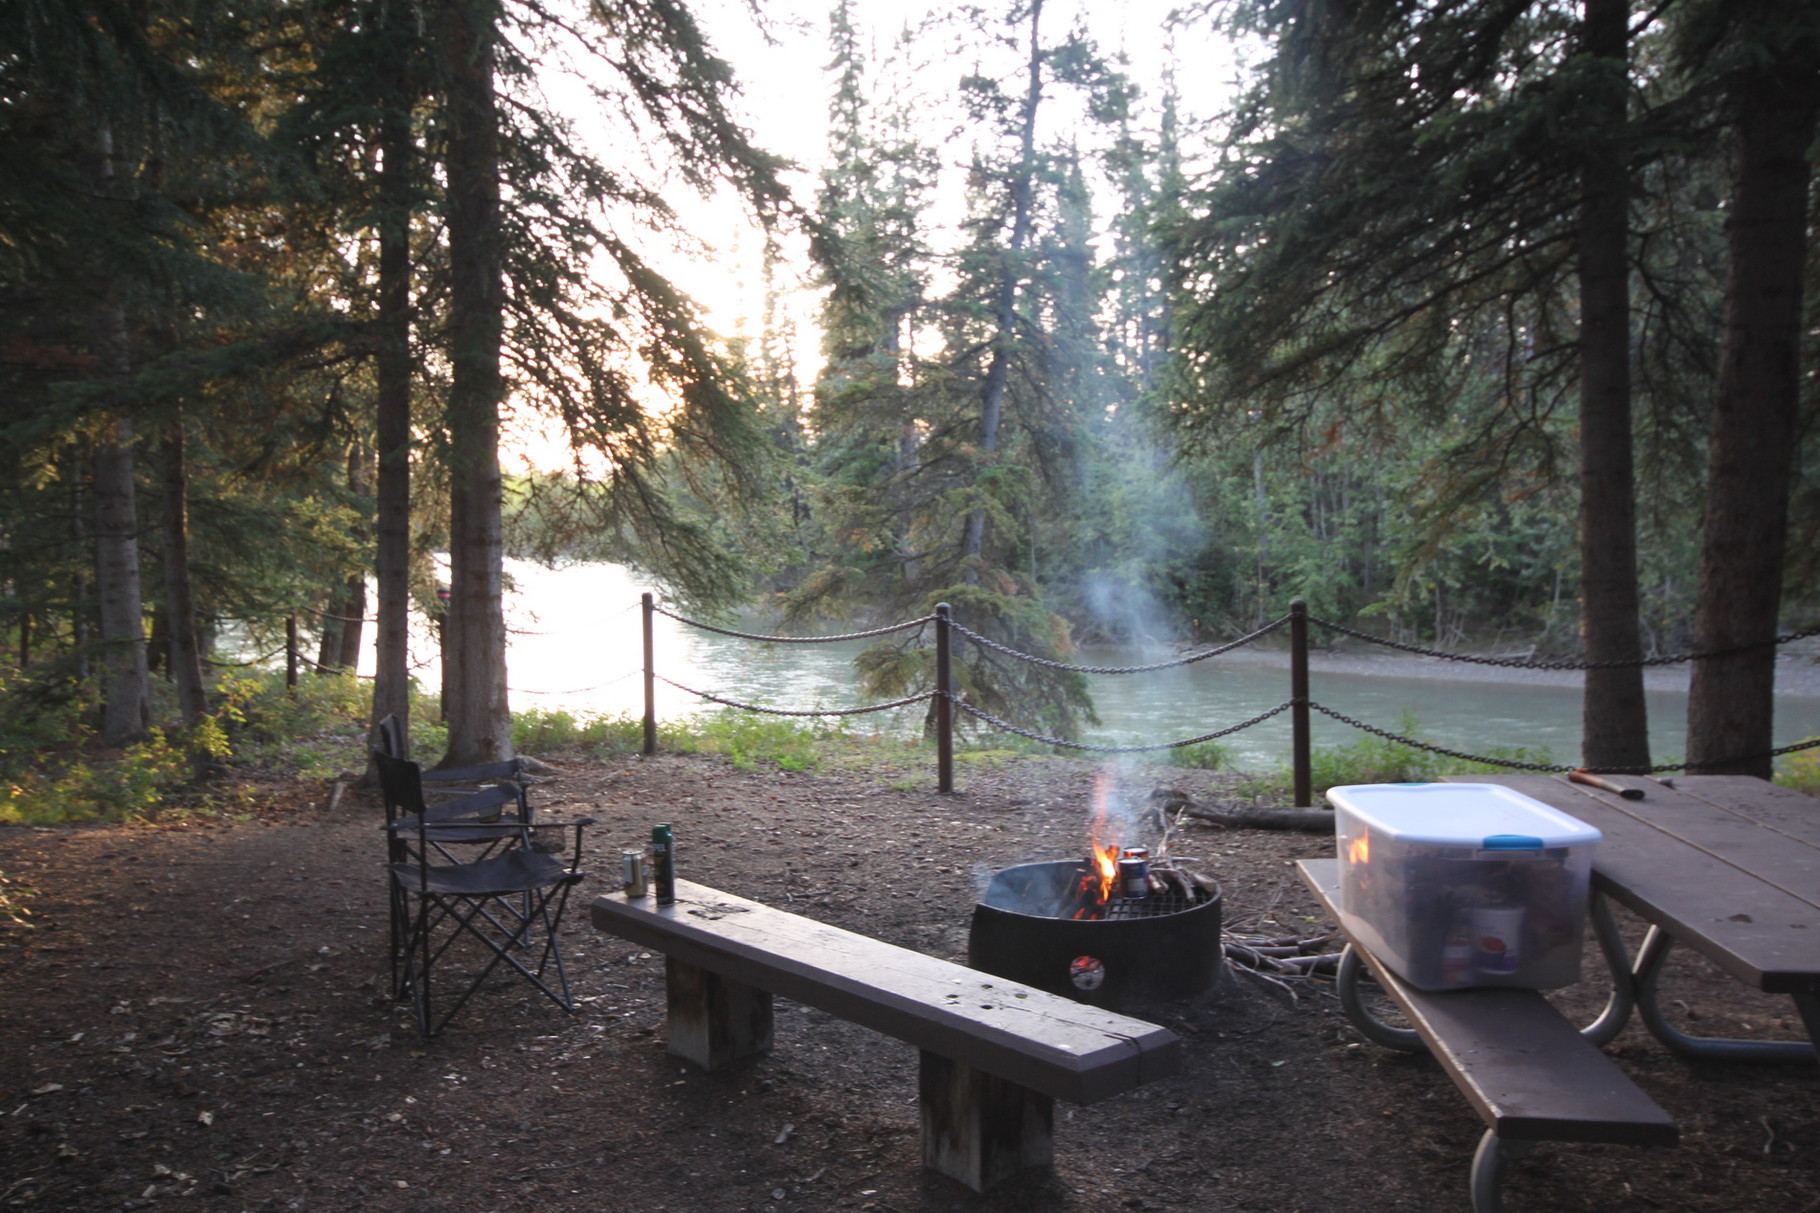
xmin=1250 ymin=713 xmax=1555 ymax=798
xmin=664 ymin=710 xmax=838 ymax=771
xmin=513 ymin=707 xmax=644 ymax=755
xmin=1776 ymin=741 xmax=1820 ymax=796
xmin=1164 ymin=739 xmax=1234 ymax=770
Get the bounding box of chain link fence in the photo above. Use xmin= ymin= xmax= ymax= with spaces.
xmin=639 ymin=595 xmax=1820 ymax=792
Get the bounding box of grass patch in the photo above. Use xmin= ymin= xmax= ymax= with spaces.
xmin=1776 ymin=741 xmax=1820 ymax=796
xmin=1239 ymin=713 xmax=1556 ymax=799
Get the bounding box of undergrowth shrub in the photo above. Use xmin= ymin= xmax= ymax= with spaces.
xmin=1776 ymin=741 xmax=1820 ymax=796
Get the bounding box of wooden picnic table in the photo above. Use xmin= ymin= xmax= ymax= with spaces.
xmin=1442 ymin=773 xmax=1820 ymax=1063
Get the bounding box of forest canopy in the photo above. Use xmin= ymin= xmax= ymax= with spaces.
xmin=3 ymin=0 xmax=1815 ymax=782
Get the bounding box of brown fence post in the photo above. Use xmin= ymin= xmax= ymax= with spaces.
xmin=935 ymin=603 xmax=954 ymax=793
xmin=642 ymin=591 xmax=658 ymax=757
xmin=1291 ymin=599 xmax=1311 ymax=808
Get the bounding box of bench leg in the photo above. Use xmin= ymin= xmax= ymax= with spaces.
xmin=918 ymin=1051 xmax=1053 ymax=1193
xmin=664 ymin=957 xmax=774 ymax=1070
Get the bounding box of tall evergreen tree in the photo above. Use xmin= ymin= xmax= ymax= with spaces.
xmin=1681 ymin=2 xmax=1820 ymax=776
xmin=1164 ymin=0 xmax=1698 ymax=768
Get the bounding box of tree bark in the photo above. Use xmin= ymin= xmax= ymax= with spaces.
xmin=439 ymin=0 xmax=513 ymax=767
xmin=1576 ymin=0 xmax=1650 ymax=771
xmin=95 ymin=412 xmax=151 ymax=746
xmin=91 ymin=120 xmax=150 ymax=748
xmin=158 ymin=416 xmax=209 ymax=725
xmin=1686 ymin=36 xmax=1820 ymax=777
xmin=369 ymin=4 xmax=417 ymax=761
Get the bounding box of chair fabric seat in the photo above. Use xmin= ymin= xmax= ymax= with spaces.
xmin=390 ymin=849 xmax=574 ymax=898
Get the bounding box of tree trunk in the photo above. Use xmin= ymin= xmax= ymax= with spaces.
xmin=1686 ymin=37 xmax=1820 ymax=777
xmin=369 ymin=0 xmax=419 ymax=760
xmin=1576 ymin=0 xmax=1650 ymax=772
xmin=95 ymin=413 xmax=151 ymax=746
xmin=158 ymin=416 xmax=209 ymax=725
xmin=321 ymin=443 xmax=370 ymax=675
xmin=91 ymin=120 xmax=151 ymax=747
xmin=438 ymin=0 xmax=513 ymax=767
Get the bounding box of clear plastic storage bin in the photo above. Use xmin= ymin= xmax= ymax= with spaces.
xmin=1327 ymin=783 xmax=1602 ymax=991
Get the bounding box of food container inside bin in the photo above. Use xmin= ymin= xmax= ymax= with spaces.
xmin=1327 ymin=783 xmax=1601 ymax=991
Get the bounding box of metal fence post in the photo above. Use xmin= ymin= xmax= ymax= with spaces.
xmin=935 ymin=603 xmax=954 ymax=793
xmin=642 ymin=592 xmax=657 ymax=757
xmin=1291 ymin=599 xmax=1311 ymax=808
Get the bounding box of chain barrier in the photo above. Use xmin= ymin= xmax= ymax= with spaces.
xmin=654 ymin=605 xmax=936 ymax=645
xmin=511 ymin=669 xmax=639 ymax=697
xmin=1306 ymin=701 xmax=1820 ymax=775
xmin=945 ymin=615 xmax=1290 ymax=675
xmin=948 ymin=696 xmax=1295 ymax=755
xmin=655 ymin=674 xmax=934 ymax=718
xmin=1312 ymin=615 xmax=1820 ymax=672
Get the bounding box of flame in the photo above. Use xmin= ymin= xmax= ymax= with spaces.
xmin=1087 ymin=770 xmax=1121 ymax=901
xmin=1347 ymin=832 xmax=1370 ymax=865
xmin=1070 ymin=769 xmax=1123 ymax=917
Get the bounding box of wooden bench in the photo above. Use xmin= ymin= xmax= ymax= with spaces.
xmin=591 ymin=879 xmax=1182 ymax=1192
xmin=1297 ymin=858 xmax=1677 ymax=1213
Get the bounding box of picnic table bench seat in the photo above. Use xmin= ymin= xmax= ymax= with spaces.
xmin=591 ymin=879 xmax=1182 ymax=1192
xmin=1298 ymin=858 xmax=1677 ymax=1213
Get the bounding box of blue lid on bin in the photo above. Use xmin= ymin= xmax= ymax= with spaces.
xmin=1325 ymin=782 xmax=1602 ymax=849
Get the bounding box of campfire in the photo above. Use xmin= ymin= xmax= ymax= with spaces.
xmin=969 ymin=772 xmax=1224 ymax=1008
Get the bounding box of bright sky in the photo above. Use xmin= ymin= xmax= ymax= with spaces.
xmin=507 ymin=0 xmax=1249 ymax=472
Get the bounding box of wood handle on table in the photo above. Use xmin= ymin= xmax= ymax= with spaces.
xmin=1568 ymin=768 xmax=1646 ymax=799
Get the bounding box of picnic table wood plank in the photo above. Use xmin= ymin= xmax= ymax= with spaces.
xmin=1562 ymin=779 xmax=1820 ymax=910
xmin=1667 ymin=775 xmax=1820 ymax=849
xmin=591 ymin=880 xmax=1181 ymax=1104
xmin=1446 ymin=775 xmax=1820 ymax=994
xmin=1299 ymin=859 xmax=1677 ymax=1147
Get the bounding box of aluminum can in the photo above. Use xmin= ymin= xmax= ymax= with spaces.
xmin=1119 ymin=850 xmax=1150 ymax=899
xmin=621 ymin=848 xmax=648 ymax=897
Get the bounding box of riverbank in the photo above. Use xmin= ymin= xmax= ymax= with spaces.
xmin=1158 ymin=635 xmax=1820 ymax=698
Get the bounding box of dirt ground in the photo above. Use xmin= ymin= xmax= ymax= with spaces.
xmin=1 ymin=749 xmax=1815 ymax=1213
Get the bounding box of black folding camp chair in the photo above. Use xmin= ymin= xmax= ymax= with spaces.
xmin=373 ymin=713 xmax=532 ymax=796
xmin=376 ymin=751 xmax=590 ymax=1037
xmin=373 ymin=749 xmax=538 ymax=1002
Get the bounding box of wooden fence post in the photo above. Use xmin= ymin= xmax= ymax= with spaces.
xmin=642 ymin=591 xmax=657 ymax=757
xmin=1291 ymin=599 xmax=1311 ymax=808
xmin=935 ymin=603 xmax=954 ymax=793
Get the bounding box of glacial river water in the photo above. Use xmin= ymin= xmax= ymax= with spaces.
xmin=381 ymin=560 xmax=1820 ymax=773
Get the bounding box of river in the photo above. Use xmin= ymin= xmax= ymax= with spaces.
xmin=380 ymin=560 xmax=1820 ymax=772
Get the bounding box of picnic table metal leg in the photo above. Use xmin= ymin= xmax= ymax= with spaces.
xmin=1469 ymin=1132 xmax=1532 ymax=1213
xmin=1336 ymin=943 xmax=1425 ymax=1053
xmin=918 ymin=1051 xmax=1053 ymax=1192
xmin=1580 ymin=892 xmax=1636 ymax=1046
xmin=1633 ymin=926 xmax=1818 ymax=1064
xmin=664 ymin=956 xmax=775 ymax=1070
